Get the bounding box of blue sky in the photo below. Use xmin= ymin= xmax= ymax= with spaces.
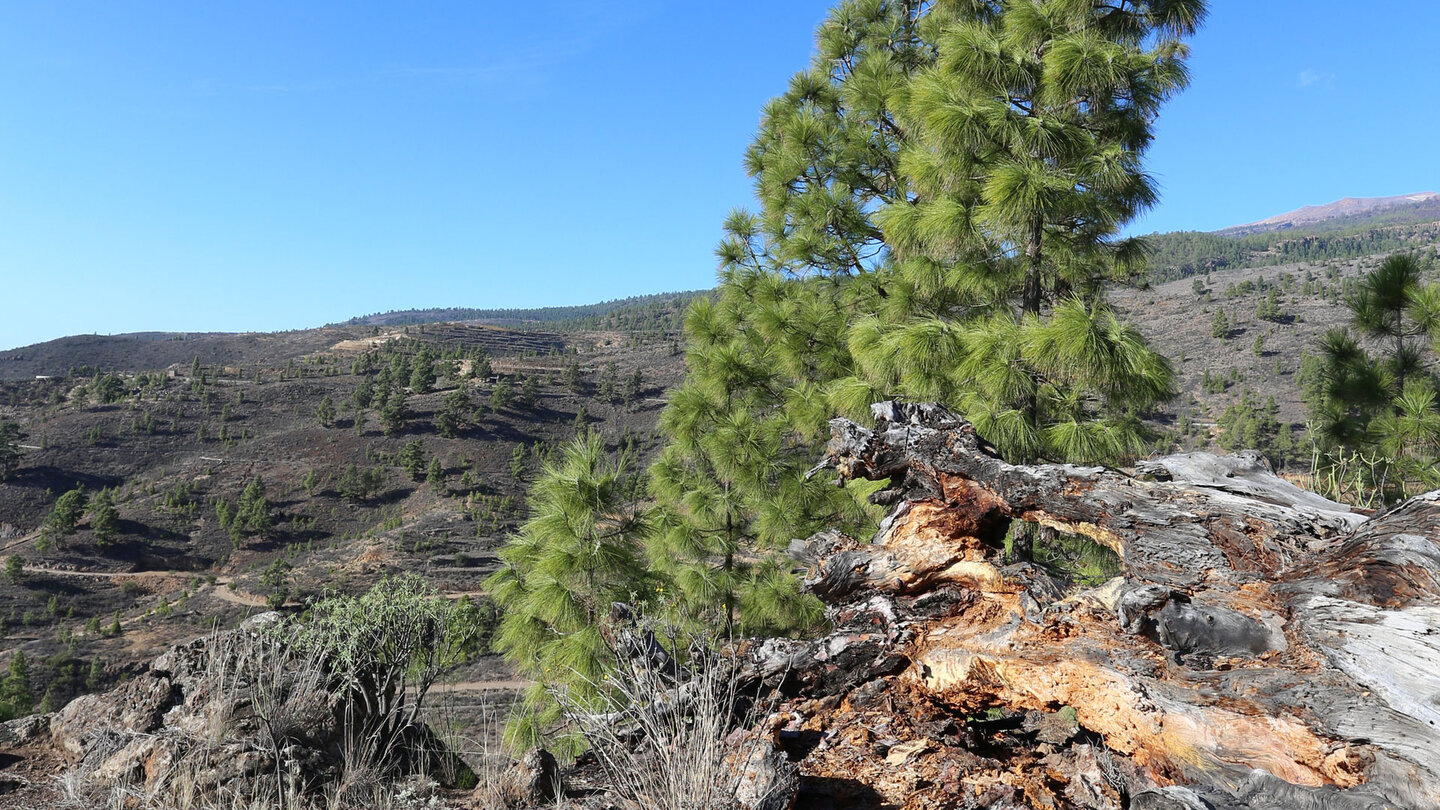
xmin=2 ymin=2 xmax=1437 ymax=350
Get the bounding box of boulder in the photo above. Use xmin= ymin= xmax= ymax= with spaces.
xmin=493 ymin=747 xmax=561 ymax=806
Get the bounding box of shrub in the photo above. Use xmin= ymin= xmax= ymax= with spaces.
xmin=286 ymin=575 xmax=484 ymax=784
xmin=549 ymin=613 xmax=789 ymax=810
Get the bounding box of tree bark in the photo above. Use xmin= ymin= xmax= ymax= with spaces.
xmin=747 ymin=402 xmax=1440 ymax=809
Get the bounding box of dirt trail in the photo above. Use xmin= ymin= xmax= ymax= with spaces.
xmin=16 ymin=564 xmax=140 ymax=579
xmin=208 ymin=579 xmax=268 ymax=608
xmin=428 ymin=679 xmax=531 ymax=693
xmin=11 ymin=559 xmax=483 ymax=607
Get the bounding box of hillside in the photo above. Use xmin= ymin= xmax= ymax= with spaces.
xmin=0 ymin=321 xmax=686 ymax=754
xmin=0 ymin=324 xmax=566 ymax=382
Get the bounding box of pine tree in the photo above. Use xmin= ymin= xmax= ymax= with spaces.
xmin=0 ymin=420 xmax=24 ymax=482
xmin=235 ymin=477 xmax=272 ymax=538
xmin=380 ymin=394 xmax=409 ymax=436
xmin=437 ymin=387 xmax=469 ymax=437
xmin=0 ymin=651 xmax=33 ymax=720
xmin=597 ymin=362 xmax=620 ymax=404
xmin=1256 ymin=288 xmax=1284 ymax=322
xmin=561 ymin=361 xmax=584 ymax=394
xmin=648 ymin=313 xmax=850 ymax=634
xmin=490 ymin=379 xmax=513 ymax=413
xmin=1310 ymin=253 xmax=1440 ymax=494
xmin=46 ymin=486 xmax=88 ymax=535
xmin=352 ymin=377 xmax=375 ymax=410
xmin=90 ymin=487 xmax=120 ymax=547
xmin=485 ymin=433 xmax=651 ymax=753
xmin=410 ymin=350 xmax=436 ymax=394
xmin=650 ymin=0 xmax=1201 ymax=618
xmin=861 ymin=0 xmax=1195 ymax=462
xmin=518 ymin=375 xmax=540 ymax=410
xmin=1211 ymin=308 xmax=1230 ymax=339
xmin=315 ymin=396 xmax=336 ymax=427
xmin=338 ymin=464 xmax=364 ymax=502
xmin=472 ymin=351 xmax=493 ymax=379
xmin=399 ymin=440 xmax=426 ymax=481
xmin=426 ymin=457 xmax=446 ymax=493
xmin=623 ymin=368 xmax=643 ymax=406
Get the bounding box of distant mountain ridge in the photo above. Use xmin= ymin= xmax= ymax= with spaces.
xmin=1221 ymin=192 xmax=1440 ymax=235
xmin=1144 ymin=191 xmax=1440 ymax=282
xmin=335 ymin=290 xmax=705 ymax=329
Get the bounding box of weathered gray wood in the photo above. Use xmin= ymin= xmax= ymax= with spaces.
xmin=767 ymin=402 xmax=1440 ymax=809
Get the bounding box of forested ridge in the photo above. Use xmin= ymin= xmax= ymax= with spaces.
xmin=1143 ymin=201 xmax=1440 ymax=281
xmin=336 ymin=291 xmax=704 ymax=335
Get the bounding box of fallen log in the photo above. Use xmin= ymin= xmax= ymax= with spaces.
xmin=757 ymin=402 xmax=1440 ymax=810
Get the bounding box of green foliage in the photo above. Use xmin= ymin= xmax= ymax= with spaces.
xmin=352 ymin=377 xmax=375 ymax=410
xmin=436 ymin=386 xmax=470 ymax=437
xmin=302 ymin=469 xmax=321 ymax=496
xmin=90 ymin=487 xmax=120 ymax=547
xmin=90 ymin=373 xmax=126 ymax=404
xmin=232 ymin=477 xmax=272 ymax=542
xmin=1144 ymin=201 xmax=1440 ymax=282
xmin=409 ymin=349 xmax=436 ymax=394
xmin=1256 ymin=288 xmax=1287 ymax=322
xmin=518 ymin=374 xmax=540 ymax=410
xmin=0 ymin=651 xmax=33 ymax=721
xmin=342 ymin=291 xmax=701 ymax=336
xmin=1308 ymin=253 xmax=1440 ymax=497
xmin=338 ymin=464 xmax=387 ymax=502
xmin=472 ymin=351 xmax=493 ymax=379
xmin=1217 ymin=391 xmax=1292 ymax=468
xmin=1210 ymin=308 xmax=1230 ymax=339
xmin=647 ymin=0 xmax=1197 ymax=624
xmin=1021 ymin=524 xmax=1123 ymax=588
xmin=46 ymin=486 xmax=88 ymax=535
xmin=426 ymin=457 xmax=446 ymax=493
xmin=509 ymin=443 xmax=528 ymax=481
xmin=286 ymin=575 xmax=484 ymax=775
xmin=0 ymin=420 xmax=24 ymax=481
xmin=489 ymin=379 xmax=513 ymax=413
xmin=623 ymin=368 xmax=643 ymax=406
xmin=597 ymin=362 xmax=620 ymax=404
xmin=399 ymin=440 xmax=427 ymax=481
xmin=4 ymin=556 xmax=22 ymax=584
xmin=562 ymin=361 xmax=584 ymax=394
xmin=260 ymin=559 xmax=291 ymax=609
xmin=380 ymin=394 xmax=410 ymax=436
xmin=315 ymin=395 xmax=337 ymax=427
xmin=486 ymin=433 xmax=651 ymax=753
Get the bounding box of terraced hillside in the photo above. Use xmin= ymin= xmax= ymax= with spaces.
xmin=0 ymin=321 xmax=685 ymax=746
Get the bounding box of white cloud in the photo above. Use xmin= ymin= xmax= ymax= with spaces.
xmin=1298 ymin=69 xmax=1334 ymax=88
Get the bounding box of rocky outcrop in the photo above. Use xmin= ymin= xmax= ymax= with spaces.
xmin=6 ymin=612 xmax=461 ymax=805
xmin=738 ymin=403 xmax=1440 ymax=809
